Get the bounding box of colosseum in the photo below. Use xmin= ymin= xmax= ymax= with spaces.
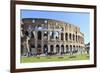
xmin=21 ymin=18 xmax=85 ymax=56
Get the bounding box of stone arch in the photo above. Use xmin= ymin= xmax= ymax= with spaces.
xmin=61 ymin=33 xmax=64 ymax=41
xmin=56 ymin=45 xmax=60 ymax=54
xmin=50 ymin=45 xmax=54 ymax=53
xmin=37 ymin=31 xmax=42 ymax=40
xmin=43 ymin=44 xmax=48 ymax=54
xmin=61 ymin=45 xmax=64 ymax=54
xmin=66 ymin=45 xmax=69 ymax=53
xmin=69 ymin=33 xmax=71 ymax=40
xmin=76 ymin=35 xmax=77 ymax=42
xmin=43 ymin=31 xmax=48 ymax=40
xmin=65 ymin=33 xmax=68 ymax=41
xmin=76 ymin=46 xmax=78 ymax=53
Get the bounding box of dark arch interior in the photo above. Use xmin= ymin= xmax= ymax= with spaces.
xmin=69 ymin=33 xmax=71 ymax=40
xmin=70 ymin=45 xmax=72 ymax=51
xmin=65 ymin=33 xmax=68 ymax=41
xmin=61 ymin=45 xmax=64 ymax=53
xmin=66 ymin=45 xmax=69 ymax=53
xmin=38 ymin=31 xmax=42 ymax=40
xmin=43 ymin=45 xmax=48 ymax=53
xmin=37 ymin=44 xmax=41 ymax=48
xmin=56 ymin=45 xmax=60 ymax=53
xmin=50 ymin=45 xmax=54 ymax=53
xmin=61 ymin=33 xmax=64 ymax=41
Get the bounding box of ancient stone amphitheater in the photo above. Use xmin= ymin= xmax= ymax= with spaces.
xmin=21 ymin=18 xmax=85 ymax=56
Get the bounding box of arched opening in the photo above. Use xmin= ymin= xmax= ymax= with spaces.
xmin=56 ymin=45 xmax=60 ymax=54
xmin=76 ymin=35 xmax=77 ymax=42
xmin=50 ymin=45 xmax=54 ymax=53
xmin=61 ymin=33 xmax=64 ymax=41
xmin=61 ymin=45 xmax=64 ymax=54
xmin=37 ymin=44 xmax=41 ymax=48
xmin=30 ymin=45 xmax=35 ymax=51
xmin=69 ymin=33 xmax=71 ymax=40
xmin=50 ymin=31 xmax=54 ymax=39
xmin=65 ymin=33 xmax=68 ymax=41
xmin=76 ymin=46 xmax=78 ymax=53
xmin=66 ymin=45 xmax=69 ymax=53
xmin=55 ymin=31 xmax=59 ymax=40
xmin=79 ymin=46 xmax=80 ymax=49
xmin=37 ymin=31 xmax=42 ymax=40
xmin=43 ymin=45 xmax=48 ymax=54
xmin=43 ymin=31 xmax=48 ymax=40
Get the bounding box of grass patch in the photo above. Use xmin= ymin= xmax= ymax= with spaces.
xmin=21 ymin=54 xmax=89 ymax=63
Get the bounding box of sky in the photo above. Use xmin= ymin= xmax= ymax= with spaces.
xmin=21 ymin=10 xmax=90 ymax=44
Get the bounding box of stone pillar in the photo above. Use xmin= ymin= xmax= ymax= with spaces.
xmin=64 ymin=45 xmax=66 ymax=53
xmin=54 ymin=44 xmax=56 ymax=53
xmin=59 ymin=32 xmax=61 ymax=40
xmin=70 ymin=45 xmax=72 ymax=55
xmin=63 ymin=26 xmax=65 ymax=42
xmin=71 ymin=45 xmax=73 ymax=55
xmin=78 ymin=35 xmax=79 ymax=43
xmin=63 ymin=32 xmax=65 ymax=41
xmin=59 ymin=44 xmax=62 ymax=55
xmin=76 ymin=35 xmax=78 ymax=43
xmin=79 ymin=36 xmax=80 ymax=43
xmin=35 ymin=31 xmax=37 ymax=54
xmin=67 ymin=45 xmax=70 ymax=55
xmin=41 ymin=31 xmax=43 ymax=54
xmin=48 ymin=31 xmax=49 ymax=41
xmin=67 ymin=33 xmax=69 ymax=42
xmin=48 ymin=45 xmax=50 ymax=53
xmin=77 ymin=46 xmax=79 ymax=55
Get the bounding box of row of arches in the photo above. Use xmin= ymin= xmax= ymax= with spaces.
xmin=21 ymin=27 xmax=84 ymax=44
xmin=21 ymin=43 xmax=83 ymax=56
xmin=37 ymin=31 xmax=84 ymax=43
xmin=46 ymin=45 xmax=81 ymax=54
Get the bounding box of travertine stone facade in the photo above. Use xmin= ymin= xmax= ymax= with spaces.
xmin=21 ymin=18 xmax=85 ymax=56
